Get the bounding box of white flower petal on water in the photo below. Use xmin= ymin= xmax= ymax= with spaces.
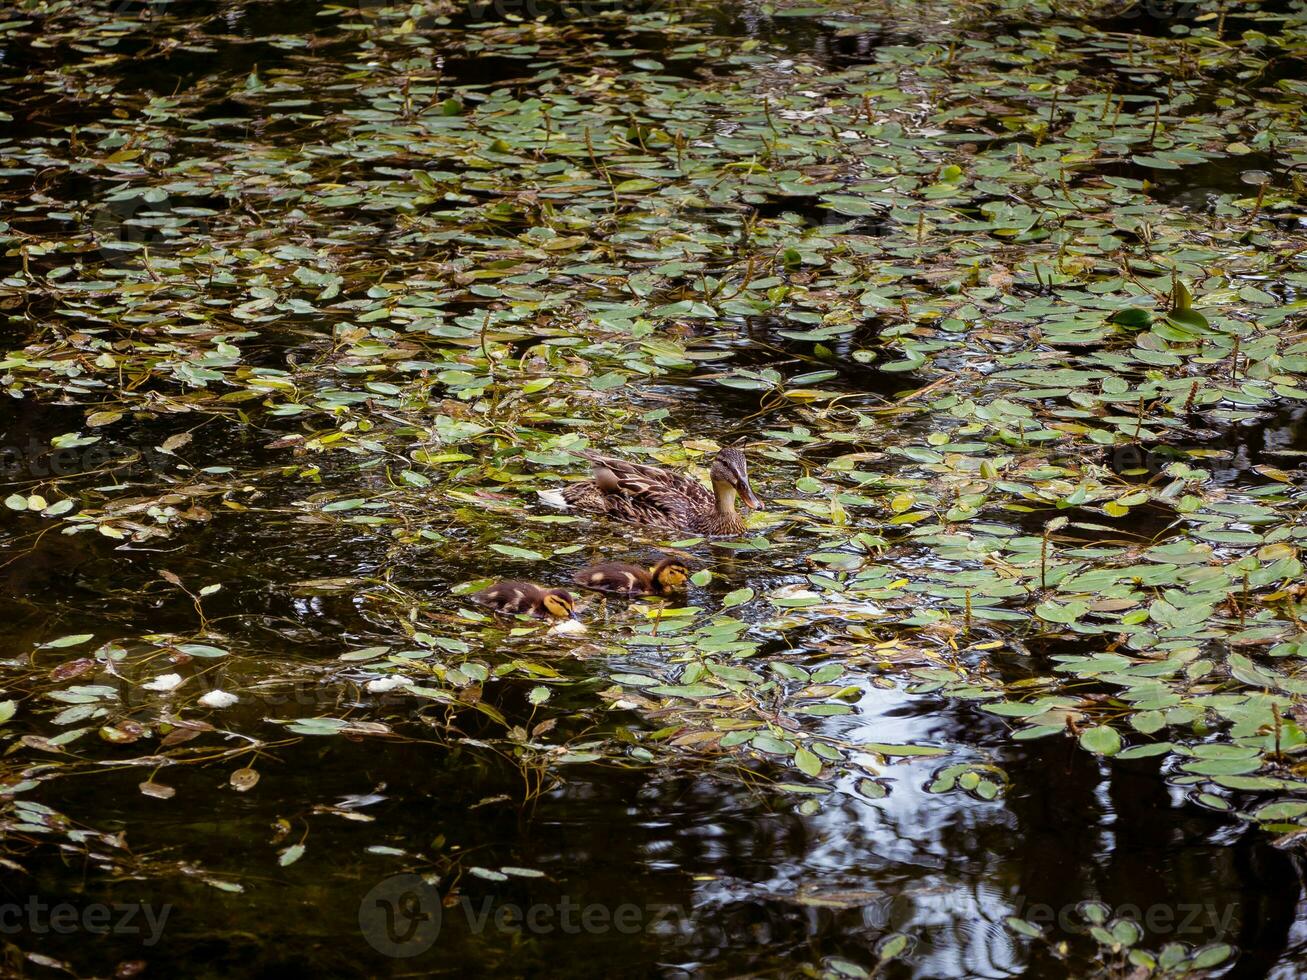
xmin=549 ymin=619 xmax=588 ymax=636
xmin=142 ymin=673 xmax=184 ymax=692
xmin=366 ymin=676 xmax=412 ymax=693
xmin=199 ymin=690 xmax=239 ymax=708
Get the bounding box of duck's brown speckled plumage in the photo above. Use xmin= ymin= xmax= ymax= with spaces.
xmin=561 ymin=448 xmax=760 ymax=537
xmin=471 ymin=581 xmax=576 ymax=619
xmin=573 ymin=558 xmax=690 ymax=596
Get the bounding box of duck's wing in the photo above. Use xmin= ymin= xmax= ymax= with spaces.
xmin=575 ymin=452 xmax=714 ymax=510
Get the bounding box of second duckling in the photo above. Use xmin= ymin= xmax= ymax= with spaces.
xmin=572 ymin=558 xmax=690 ymax=597
xmin=472 ymin=581 xmax=578 ymax=620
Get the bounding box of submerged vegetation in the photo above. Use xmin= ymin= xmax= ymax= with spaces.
xmin=1 ymin=0 xmax=1306 ymax=974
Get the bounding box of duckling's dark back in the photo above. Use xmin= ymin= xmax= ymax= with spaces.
xmin=473 ymin=580 xmax=543 ymax=614
xmin=572 ymin=562 xmax=651 ymax=594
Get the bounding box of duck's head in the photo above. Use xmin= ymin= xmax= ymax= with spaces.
xmin=709 ymin=447 xmax=762 ymax=511
xmin=650 ymin=558 xmax=691 ymax=592
xmin=540 ymin=589 xmax=579 ymax=620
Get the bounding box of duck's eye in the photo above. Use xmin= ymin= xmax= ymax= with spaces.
xmin=663 ymin=566 xmax=688 ymax=586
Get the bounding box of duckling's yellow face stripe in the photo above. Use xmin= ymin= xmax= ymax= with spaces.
xmin=656 ymin=564 xmax=689 ymax=588
xmin=542 ymin=593 xmax=574 ymax=619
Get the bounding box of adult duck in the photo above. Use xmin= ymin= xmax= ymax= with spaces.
xmin=561 ymin=447 xmax=761 ymax=536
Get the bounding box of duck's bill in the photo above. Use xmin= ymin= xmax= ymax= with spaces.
xmin=739 ymin=482 xmax=763 ymax=510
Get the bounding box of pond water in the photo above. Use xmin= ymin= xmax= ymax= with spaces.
xmin=2 ymin=0 xmax=1307 ymax=976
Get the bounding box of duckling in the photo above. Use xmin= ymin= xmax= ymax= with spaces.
xmin=561 ymin=446 xmax=762 ymax=536
xmin=573 ymin=558 xmax=691 ymax=596
xmin=471 ymin=581 xmax=578 ymax=620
